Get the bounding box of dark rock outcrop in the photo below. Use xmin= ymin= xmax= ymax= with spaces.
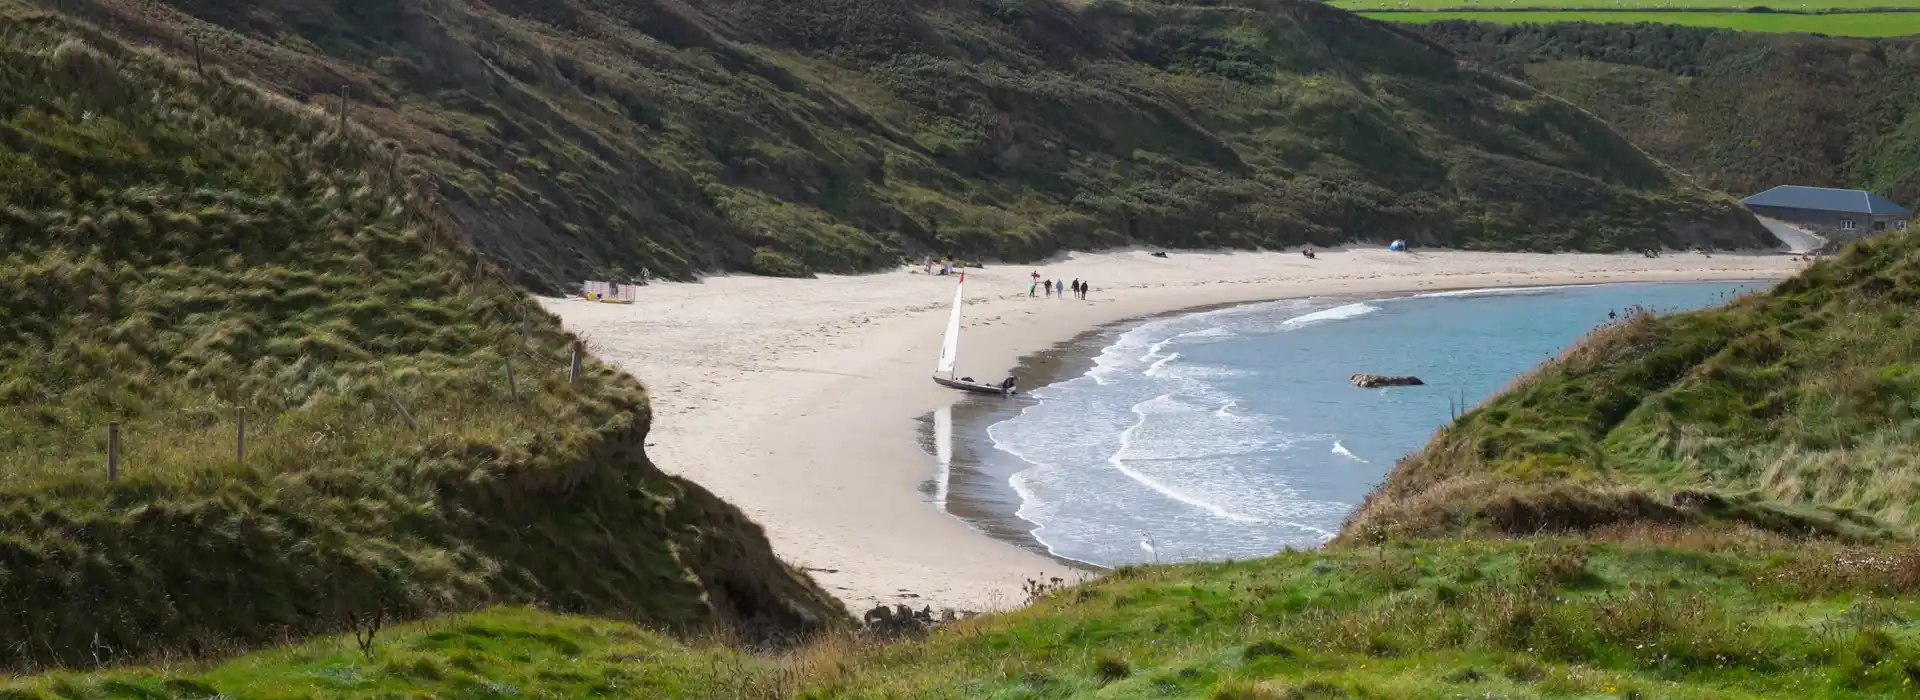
xmin=862 ymin=603 xmax=968 ymax=638
xmin=1352 ymin=373 xmax=1425 ymax=388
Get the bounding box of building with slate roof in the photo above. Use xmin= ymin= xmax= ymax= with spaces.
xmin=1741 ymin=185 xmax=1911 ymax=240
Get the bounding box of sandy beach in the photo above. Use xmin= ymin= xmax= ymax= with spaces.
xmin=538 ymin=247 xmax=1806 ymax=613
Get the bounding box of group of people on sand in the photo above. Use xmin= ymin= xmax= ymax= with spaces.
xmin=1030 ymin=270 xmax=1091 ymax=299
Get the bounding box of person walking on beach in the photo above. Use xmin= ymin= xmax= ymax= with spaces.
xmin=1055 ymin=279 xmax=1063 ymax=299
xmin=1043 ymin=279 xmax=1053 ymax=297
xmin=1070 ymin=278 xmax=1080 ymax=299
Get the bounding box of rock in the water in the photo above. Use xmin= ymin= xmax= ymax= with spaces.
xmin=1351 ymin=373 xmax=1424 ymax=388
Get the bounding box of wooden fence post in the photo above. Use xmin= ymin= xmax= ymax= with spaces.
xmin=107 ymin=422 xmax=120 ymax=482
xmin=236 ymin=414 xmax=246 ymax=462
xmin=570 ymin=342 xmax=583 ymax=384
xmin=504 ymin=357 xmax=519 ymax=400
xmin=390 ymin=396 xmax=419 ymax=432
xmin=339 ymin=85 xmax=350 ymax=133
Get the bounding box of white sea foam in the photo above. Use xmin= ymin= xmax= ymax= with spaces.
xmin=1331 ymin=440 xmax=1368 ymax=464
xmin=1279 ymin=302 xmax=1379 ymax=330
xmin=1143 ymin=351 xmax=1182 ymax=377
xmin=1108 ymin=394 xmax=1264 ymax=524
xmin=1406 ymin=285 xmax=1585 ymax=299
xmin=988 ymin=296 xmax=1386 ymax=564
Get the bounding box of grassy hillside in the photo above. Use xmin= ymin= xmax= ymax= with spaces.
xmin=0 ymin=8 xmax=841 ymax=672
xmin=57 ymin=0 xmax=1773 ymax=289
xmin=1416 ymin=22 xmax=1920 ymax=206
xmin=21 ymin=532 xmax=1920 ymax=699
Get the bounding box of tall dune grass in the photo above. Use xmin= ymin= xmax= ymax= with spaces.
xmin=0 ymin=13 xmax=840 ymax=672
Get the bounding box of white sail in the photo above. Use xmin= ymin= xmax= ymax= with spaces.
xmin=936 ymin=275 xmax=963 ymax=375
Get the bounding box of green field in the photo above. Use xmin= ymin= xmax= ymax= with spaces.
xmin=1338 ymin=0 xmax=1915 ymax=9
xmin=1361 ymin=10 xmax=1920 ymax=35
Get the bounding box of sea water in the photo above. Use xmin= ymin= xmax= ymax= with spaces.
xmin=982 ymin=281 xmax=1770 ymax=567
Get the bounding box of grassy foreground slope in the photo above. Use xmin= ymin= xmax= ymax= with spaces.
xmin=0 ymin=9 xmax=840 ymax=671
xmin=21 ymin=534 xmax=1920 ymax=699
xmin=1416 ymin=22 xmax=1920 ymax=205
xmin=70 ymin=0 xmax=1772 ymax=287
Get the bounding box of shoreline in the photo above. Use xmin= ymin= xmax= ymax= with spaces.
xmin=538 ymin=247 xmax=1807 ymax=613
xmin=922 ymin=295 xmax=1314 ymax=573
xmin=925 ymin=279 xmax=1776 ymax=570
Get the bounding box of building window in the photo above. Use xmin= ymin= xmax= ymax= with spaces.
xmin=1876 ymin=220 xmax=1888 ymax=232
xmin=1841 ymin=219 xmax=1857 ymax=231
xmin=1899 ymin=220 xmax=1910 ymax=230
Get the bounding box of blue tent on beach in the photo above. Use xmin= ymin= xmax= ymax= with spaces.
xmin=1388 ymin=239 xmax=1406 ymax=252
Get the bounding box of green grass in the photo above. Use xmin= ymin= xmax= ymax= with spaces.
xmin=22 ymin=534 xmax=1920 ymax=698
xmin=1338 ymin=0 xmax=1913 ymax=10
xmin=1362 ymin=10 xmax=1920 ymax=35
xmin=52 ymin=0 xmax=1776 ymax=290
xmin=0 ymin=8 xmax=842 ymax=672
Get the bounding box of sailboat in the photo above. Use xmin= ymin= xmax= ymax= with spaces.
xmin=932 ymin=273 xmax=1017 ymax=396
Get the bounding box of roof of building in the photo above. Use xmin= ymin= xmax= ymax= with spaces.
xmin=1742 ymin=185 xmax=1911 ymax=217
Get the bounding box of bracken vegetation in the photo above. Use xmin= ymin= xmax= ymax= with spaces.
xmin=0 ymin=7 xmax=840 ymax=673
xmin=59 ymin=0 xmax=1773 ymax=289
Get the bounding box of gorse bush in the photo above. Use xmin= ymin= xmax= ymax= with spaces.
xmin=0 ymin=12 xmax=841 ymax=671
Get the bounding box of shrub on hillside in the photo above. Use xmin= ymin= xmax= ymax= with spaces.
xmin=750 ymin=247 xmax=813 ymax=278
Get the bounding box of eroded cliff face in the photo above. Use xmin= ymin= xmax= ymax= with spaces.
xmin=76 ymin=0 xmax=1771 ymax=290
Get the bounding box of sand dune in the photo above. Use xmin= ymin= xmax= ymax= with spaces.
xmin=538 ymin=247 xmax=1805 ymax=612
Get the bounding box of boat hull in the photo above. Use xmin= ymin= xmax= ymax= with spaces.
xmin=933 ymin=375 xmax=1016 ymax=396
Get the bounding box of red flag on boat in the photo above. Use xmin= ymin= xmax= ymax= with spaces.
xmin=958 ymin=272 xmax=964 ymax=283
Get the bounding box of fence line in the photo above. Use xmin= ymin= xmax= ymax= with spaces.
xmin=91 ymin=341 xmax=595 ymax=481
xmin=107 ymin=423 xmax=120 ymax=483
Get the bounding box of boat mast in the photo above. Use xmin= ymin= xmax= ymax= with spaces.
xmin=951 ymin=273 xmax=962 ymax=379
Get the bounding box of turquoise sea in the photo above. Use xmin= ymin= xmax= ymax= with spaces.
xmin=926 ymin=281 xmax=1773 ymax=568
